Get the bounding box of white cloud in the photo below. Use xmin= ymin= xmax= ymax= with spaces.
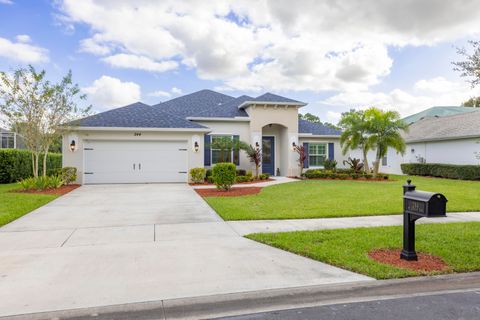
xmin=0 ymin=0 xmax=13 ymax=4
xmin=148 ymin=90 xmax=171 ymax=98
xmin=82 ymin=76 xmax=141 ymax=110
xmin=57 ymin=0 xmax=480 ymax=91
xmin=0 ymin=36 xmax=48 ymax=63
xmin=171 ymin=87 xmax=182 ymax=95
xmin=326 ymin=111 xmax=342 ymax=124
xmin=323 ymin=77 xmax=480 ymax=116
xmin=15 ymin=35 xmax=31 ymax=43
xmin=103 ymin=54 xmax=178 ymax=72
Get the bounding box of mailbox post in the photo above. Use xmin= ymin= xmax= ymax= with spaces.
xmin=401 ymin=180 xmax=447 ymax=261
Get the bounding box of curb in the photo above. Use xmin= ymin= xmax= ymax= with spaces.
xmin=3 ymin=272 xmax=480 ymax=320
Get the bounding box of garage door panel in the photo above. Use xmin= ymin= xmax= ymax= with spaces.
xmin=84 ymin=140 xmax=188 ymax=184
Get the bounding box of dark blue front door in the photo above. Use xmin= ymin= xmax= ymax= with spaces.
xmin=262 ymin=136 xmax=275 ymax=176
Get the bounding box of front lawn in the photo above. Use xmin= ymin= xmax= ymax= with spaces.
xmin=247 ymin=222 xmax=480 ymax=279
xmin=204 ymin=175 xmax=480 ymax=220
xmin=0 ymin=183 xmax=59 ymax=227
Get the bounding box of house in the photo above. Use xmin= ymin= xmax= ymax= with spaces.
xmin=355 ymin=107 xmax=480 ymax=175
xmin=0 ymin=127 xmax=23 ymax=149
xmin=63 ymin=90 xmax=343 ymax=184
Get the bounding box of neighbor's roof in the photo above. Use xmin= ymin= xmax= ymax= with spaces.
xmin=76 ymin=102 xmax=208 ymax=129
xmin=298 ymin=119 xmax=341 ymax=136
xmin=404 ymin=109 xmax=480 ymax=143
xmin=403 ymin=106 xmax=477 ymax=125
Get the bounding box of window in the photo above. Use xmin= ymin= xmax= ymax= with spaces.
xmin=382 ymin=156 xmax=388 ymax=166
xmin=309 ymin=143 xmax=327 ymax=167
xmin=211 ymin=135 xmax=233 ymax=164
xmin=1 ymin=133 xmax=15 ymax=149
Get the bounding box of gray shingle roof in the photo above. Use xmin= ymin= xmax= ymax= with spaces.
xmin=153 ymin=89 xmax=235 ymax=118
xmin=194 ymin=95 xmax=251 ymax=118
xmin=77 ymin=102 xmax=207 ymax=129
xmin=299 ymin=119 xmax=341 ymax=136
xmin=404 ymin=110 xmax=480 ymax=142
xmin=252 ymin=93 xmax=305 ymax=104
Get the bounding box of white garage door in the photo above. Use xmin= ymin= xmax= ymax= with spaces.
xmin=84 ymin=140 xmax=188 ymax=184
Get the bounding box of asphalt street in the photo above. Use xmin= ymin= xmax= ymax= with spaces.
xmin=215 ymin=290 xmax=480 ymax=320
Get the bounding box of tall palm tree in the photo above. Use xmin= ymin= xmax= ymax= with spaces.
xmin=364 ymin=107 xmax=408 ymax=177
xmin=338 ymin=109 xmax=372 ymax=173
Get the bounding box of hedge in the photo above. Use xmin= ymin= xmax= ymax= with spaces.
xmin=401 ymin=163 xmax=480 ymax=180
xmin=0 ymin=149 xmax=62 ymax=183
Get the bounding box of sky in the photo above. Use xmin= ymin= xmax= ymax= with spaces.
xmin=1 ymin=0 xmax=480 ymax=124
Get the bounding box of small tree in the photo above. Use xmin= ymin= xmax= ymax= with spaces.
xmin=241 ymin=144 xmax=262 ymax=178
xmin=0 ymin=66 xmax=89 ymax=177
xmin=338 ymin=109 xmax=373 ymax=173
xmin=294 ymin=144 xmax=307 ymax=177
xmin=453 ymin=40 xmax=480 ymax=88
xmin=364 ymin=107 xmax=408 ymax=178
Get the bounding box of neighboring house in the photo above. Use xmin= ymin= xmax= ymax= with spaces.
xmin=0 ymin=127 xmax=23 ymax=149
xmin=63 ymin=90 xmax=344 ymax=184
xmin=352 ymin=107 xmax=480 ymax=174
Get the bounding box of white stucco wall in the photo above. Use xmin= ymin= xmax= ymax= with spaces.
xmin=63 ymin=130 xmax=204 ymax=184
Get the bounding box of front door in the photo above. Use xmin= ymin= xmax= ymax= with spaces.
xmin=262 ymin=136 xmax=275 ymax=176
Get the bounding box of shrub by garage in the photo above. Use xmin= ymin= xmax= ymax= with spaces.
xmin=0 ymin=149 xmax=62 ymax=183
xmin=212 ymin=163 xmax=236 ymax=190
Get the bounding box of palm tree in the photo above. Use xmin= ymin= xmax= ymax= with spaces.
xmin=364 ymin=107 xmax=408 ymax=177
xmin=338 ymin=109 xmax=372 ymax=173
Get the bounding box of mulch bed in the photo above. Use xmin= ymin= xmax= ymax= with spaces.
xmin=15 ymin=184 xmax=81 ymax=196
xmin=195 ymin=187 xmax=262 ymax=197
xmin=368 ymin=248 xmax=450 ymax=272
xmin=190 ymin=178 xmax=273 ymax=186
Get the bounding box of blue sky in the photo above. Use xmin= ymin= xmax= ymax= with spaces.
xmin=1 ymin=0 xmax=479 ymax=123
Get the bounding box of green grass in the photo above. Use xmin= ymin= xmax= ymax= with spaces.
xmin=205 ymin=175 xmax=480 ymax=220
xmin=247 ymin=222 xmax=480 ymax=279
xmin=0 ymin=183 xmax=58 ymax=227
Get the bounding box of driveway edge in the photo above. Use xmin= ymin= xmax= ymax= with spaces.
xmin=3 ymin=272 xmax=480 ymax=320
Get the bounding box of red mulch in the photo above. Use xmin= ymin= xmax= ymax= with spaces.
xmin=189 ymin=178 xmax=273 ymax=186
xmin=195 ymin=187 xmax=262 ymax=197
xmin=15 ymin=184 xmax=81 ymax=196
xmin=368 ymin=248 xmax=450 ymax=272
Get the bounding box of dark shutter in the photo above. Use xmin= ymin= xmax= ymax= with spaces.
xmin=233 ymin=135 xmax=240 ymax=166
xmin=328 ymin=142 xmax=334 ymax=161
xmin=204 ymin=134 xmax=211 ymax=166
xmin=303 ymin=142 xmax=309 ymax=168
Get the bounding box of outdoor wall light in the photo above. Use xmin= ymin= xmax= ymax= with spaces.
xmin=411 ymin=148 xmax=415 ymax=153
xmin=255 ymin=141 xmax=260 ymax=150
xmin=69 ymin=140 xmax=76 ymax=152
xmin=194 ymin=141 xmax=199 ymax=153
xmin=292 ymin=141 xmax=297 ymax=151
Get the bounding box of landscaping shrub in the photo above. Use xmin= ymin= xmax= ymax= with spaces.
xmin=304 ymin=168 xmax=388 ymax=180
xmin=236 ymin=174 xmax=254 ymax=183
xmin=207 ymin=176 xmax=214 ymax=183
xmin=59 ymin=167 xmax=77 ymax=185
xmin=401 ymin=163 xmax=480 ymax=180
xmin=206 ymin=169 xmax=213 ymax=178
xmin=19 ymin=175 xmax=64 ymax=191
xmin=189 ymin=167 xmax=206 ymax=184
xmin=0 ymin=149 xmax=62 ymax=183
xmin=212 ymin=163 xmax=237 ymax=190
xmin=364 ymin=173 xmax=373 ymax=180
xmin=259 ymin=173 xmax=270 ymax=180
xmin=324 ymin=159 xmax=337 ymax=171
xmin=337 ymin=173 xmax=348 ymax=180
xmin=236 ymin=169 xmax=247 ymax=176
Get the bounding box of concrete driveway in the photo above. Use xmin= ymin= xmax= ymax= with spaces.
xmin=0 ymin=184 xmax=370 ymax=317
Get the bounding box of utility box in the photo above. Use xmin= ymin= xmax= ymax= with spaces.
xmin=400 ymin=180 xmax=448 ymax=261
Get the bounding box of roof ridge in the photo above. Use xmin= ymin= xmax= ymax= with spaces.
xmin=153 ymin=89 xmax=234 ymax=107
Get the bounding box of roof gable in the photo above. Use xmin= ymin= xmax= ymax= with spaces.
xmin=193 ymin=95 xmax=252 ymax=118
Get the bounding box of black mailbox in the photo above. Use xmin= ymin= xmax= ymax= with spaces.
xmin=400 ymin=180 xmax=448 ymax=261
xmin=404 ymin=190 xmax=447 ymax=218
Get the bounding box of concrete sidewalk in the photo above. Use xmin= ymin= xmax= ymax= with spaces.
xmin=228 ymin=212 xmax=480 ymax=235
xmin=191 ymin=176 xmax=298 ymax=189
